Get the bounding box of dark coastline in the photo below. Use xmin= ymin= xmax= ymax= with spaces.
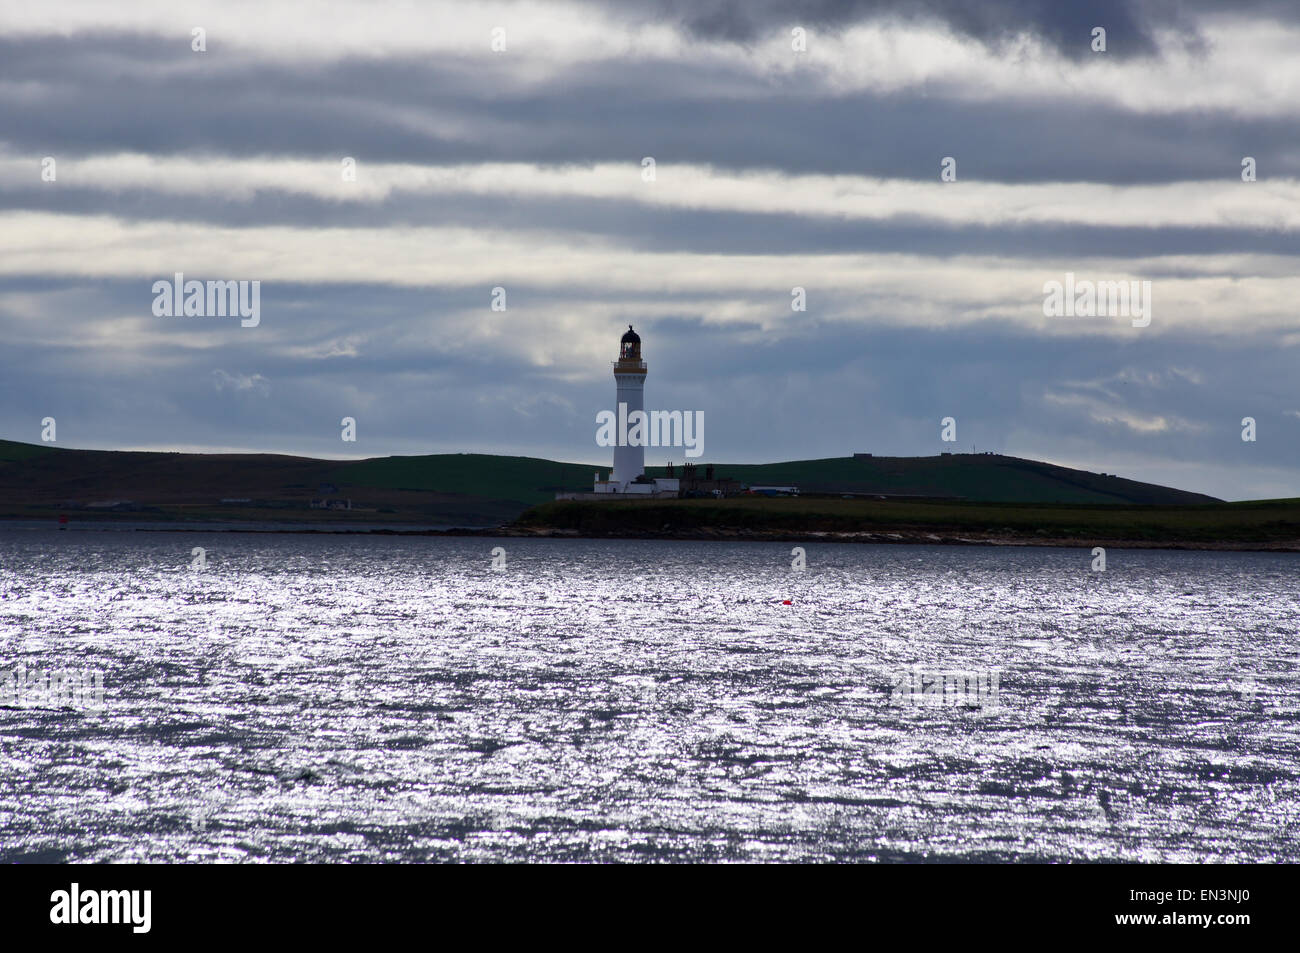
xmin=9 ymin=517 xmax=1298 ymax=552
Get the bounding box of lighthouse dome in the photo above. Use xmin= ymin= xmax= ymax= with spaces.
xmin=619 ymin=324 xmax=642 ymax=360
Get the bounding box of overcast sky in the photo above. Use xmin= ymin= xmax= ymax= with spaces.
xmin=2 ymin=1 xmax=1298 ymax=500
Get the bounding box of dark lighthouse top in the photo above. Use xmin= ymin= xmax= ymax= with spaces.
xmin=619 ymin=324 xmax=641 ymax=361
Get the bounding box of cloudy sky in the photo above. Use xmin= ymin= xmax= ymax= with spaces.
xmin=2 ymin=1 xmax=1298 ymax=500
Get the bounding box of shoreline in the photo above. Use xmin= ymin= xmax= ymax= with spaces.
xmin=498 ymin=525 xmax=1300 ymax=552
xmin=7 ymin=517 xmax=1297 ymax=552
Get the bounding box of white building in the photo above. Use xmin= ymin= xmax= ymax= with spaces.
xmin=592 ymin=325 xmax=679 ymax=496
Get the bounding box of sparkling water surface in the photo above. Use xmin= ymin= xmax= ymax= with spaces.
xmin=1 ymin=528 xmax=1297 ymax=863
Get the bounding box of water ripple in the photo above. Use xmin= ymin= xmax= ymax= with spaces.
xmin=0 ymin=531 xmax=1297 ymax=862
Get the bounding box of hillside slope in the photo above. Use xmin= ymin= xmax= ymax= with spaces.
xmin=648 ymin=454 xmax=1219 ymax=505
xmin=0 ymin=439 xmax=1219 ymax=526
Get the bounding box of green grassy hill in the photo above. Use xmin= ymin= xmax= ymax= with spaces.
xmin=0 ymin=438 xmax=1221 ymax=527
xmin=0 ymin=440 xmax=600 ymax=525
xmin=647 ymin=454 xmax=1218 ymax=505
xmin=330 ymin=453 xmax=596 ymax=505
xmin=0 ymin=440 xmax=57 ymax=462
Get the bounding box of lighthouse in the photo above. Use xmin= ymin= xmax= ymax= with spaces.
xmin=589 ymin=325 xmax=681 ymax=496
xmin=610 ymin=324 xmax=646 ymax=485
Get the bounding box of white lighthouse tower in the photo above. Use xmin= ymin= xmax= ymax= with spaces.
xmin=590 ymin=325 xmax=679 ymax=496
xmin=611 ymin=324 xmax=646 ymax=485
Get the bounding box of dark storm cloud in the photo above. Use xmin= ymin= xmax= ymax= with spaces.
xmin=4 ymin=32 xmax=1296 ymax=186
xmin=596 ymin=0 xmax=1297 ymax=57
xmin=5 ymin=184 xmax=1299 ymax=261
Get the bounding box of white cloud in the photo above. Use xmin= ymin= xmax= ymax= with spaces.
xmin=1042 ymin=391 xmax=1204 ymax=435
xmin=1 ymin=211 xmax=1297 ymax=338
xmin=7 ymin=152 xmax=1299 ymax=232
xmin=2 ymin=4 xmax=1298 ymax=116
xmin=212 ymin=368 xmax=269 ymax=394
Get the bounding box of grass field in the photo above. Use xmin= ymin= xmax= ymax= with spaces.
xmin=0 ymin=440 xmax=57 ymax=463
xmin=327 ymin=454 xmax=598 ymax=506
xmin=645 ymin=454 xmax=1218 ymax=505
xmin=516 ymin=496 xmax=1300 ymax=545
xmin=0 ymin=438 xmax=1245 ymax=533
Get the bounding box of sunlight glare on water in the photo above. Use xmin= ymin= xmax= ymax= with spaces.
xmin=1 ymin=529 xmax=1297 ymax=862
